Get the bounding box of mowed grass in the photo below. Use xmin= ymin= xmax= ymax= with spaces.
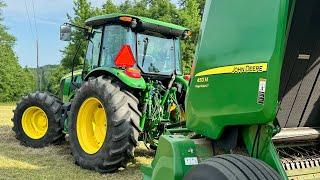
xmin=0 ymin=104 xmax=154 ymax=179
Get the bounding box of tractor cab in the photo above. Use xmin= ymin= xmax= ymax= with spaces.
xmin=62 ymin=14 xmax=189 ymax=82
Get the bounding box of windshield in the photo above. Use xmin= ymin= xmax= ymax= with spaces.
xmin=137 ymin=33 xmax=176 ymax=75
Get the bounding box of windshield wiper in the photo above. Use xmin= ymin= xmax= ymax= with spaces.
xmin=141 ymin=37 xmax=149 ymax=67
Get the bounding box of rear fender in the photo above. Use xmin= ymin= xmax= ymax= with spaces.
xmin=84 ymin=67 xmax=146 ymax=89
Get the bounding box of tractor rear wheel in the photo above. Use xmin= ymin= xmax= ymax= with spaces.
xmin=184 ymin=154 xmax=281 ymax=180
xmin=68 ymin=76 xmax=141 ymax=172
xmin=12 ymin=92 xmax=64 ymax=148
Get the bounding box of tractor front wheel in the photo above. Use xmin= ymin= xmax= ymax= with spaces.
xmin=12 ymin=92 xmax=64 ymax=148
xmin=184 ymin=154 xmax=281 ymax=180
xmin=68 ymin=76 xmax=141 ymax=172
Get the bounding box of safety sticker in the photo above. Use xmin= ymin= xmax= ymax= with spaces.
xmin=257 ymin=78 xmax=266 ymax=104
xmin=298 ymin=54 xmax=310 ymax=60
xmin=184 ymin=157 xmax=198 ymax=165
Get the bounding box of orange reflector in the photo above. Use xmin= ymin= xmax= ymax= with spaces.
xmin=184 ymin=75 xmax=191 ymax=81
xmin=125 ymin=68 xmax=141 ymax=78
xmin=119 ymin=16 xmax=133 ymax=22
xmin=115 ymin=44 xmax=136 ymax=68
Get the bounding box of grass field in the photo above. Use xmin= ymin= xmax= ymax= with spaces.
xmin=0 ymin=104 xmax=153 ymax=179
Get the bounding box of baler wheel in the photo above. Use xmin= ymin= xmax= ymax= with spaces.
xmin=12 ymin=92 xmax=64 ymax=148
xmin=68 ymin=76 xmax=141 ymax=173
xmin=184 ymin=154 xmax=281 ymax=180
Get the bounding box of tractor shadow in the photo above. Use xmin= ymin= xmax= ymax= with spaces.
xmin=0 ymin=123 xmax=153 ymax=179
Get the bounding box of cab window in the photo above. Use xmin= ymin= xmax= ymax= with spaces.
xmin=85 ymin=27 xmax=103 ymax=70
xmin=100 ymin=25 xmax=128 ymax=67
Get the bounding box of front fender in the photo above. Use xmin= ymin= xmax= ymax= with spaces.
xmin=85 ymin=67 xmax=146 ymax=89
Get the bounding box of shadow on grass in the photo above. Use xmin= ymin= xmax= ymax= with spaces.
xmin=0 ymin=124 xmax=151 ymax=179
xmin=135 ymin=146 xmax=155 ymax=157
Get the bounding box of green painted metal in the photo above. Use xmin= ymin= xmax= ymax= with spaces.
xmin=61 ymin=69 xmax=82 ymax=80
xmin=142 ymin=0 xmax=295 ymax=179
xmin=85 ymin=13 xmax=189 ymax=32
xmin=59 ymin=16 xmax=187 ymax=140
xmin=60 ymin=70 xmax=186 ymax=139
xmin=61 ymin=70 xmax=83 ymax=103
xmin=242 ymin=124 xmax=287 ymax=179
xmin=174 ymin=75 xmax=189 ymax=91
xmin=139 ymin=79 xmax=184 ymax=146
xmin=142 ymin=126 xmax=287 ymax=180
xmin=141 ymin=135 xmax=213 ymax=180
xmin=186 ymin=0 xmax=289 ymax=140
xmin=85 ymin=67 xmax=146 ymax=89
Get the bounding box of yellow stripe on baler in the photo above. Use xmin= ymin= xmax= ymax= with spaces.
xmin=195 ymin=63 xmax=268 ymax=77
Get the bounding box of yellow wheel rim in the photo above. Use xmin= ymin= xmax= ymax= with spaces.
xmin=77 ymin=97 xmax=107 ymax=154
xmin=22 ymin=106 xmax=49 ymax=139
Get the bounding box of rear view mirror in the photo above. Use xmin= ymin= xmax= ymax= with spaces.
xmin=60 ymin=24 xmax=72 ymax=41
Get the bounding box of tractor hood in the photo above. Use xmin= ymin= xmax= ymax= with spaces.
xmin=85 ymin=13 xmax=189 ymax=38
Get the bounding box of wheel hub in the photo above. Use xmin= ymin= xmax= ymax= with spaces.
xmin=22 ymin=106 xmax=49 ymax=139
xmin=77 ymin=97 xmax=107 ymax=154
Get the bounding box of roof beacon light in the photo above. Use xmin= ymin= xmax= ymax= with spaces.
xmin=119 ymin=16 xmax=133 ymax=23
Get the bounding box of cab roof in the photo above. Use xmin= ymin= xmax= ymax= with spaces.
xmin=85 ymin=13 xmax=189 ymax=37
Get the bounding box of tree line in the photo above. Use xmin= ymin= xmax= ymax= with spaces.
xmin=0 ymin=1 xmax=35 ymax=102
xmin=0 ymin=0 xmax=204 ymax=102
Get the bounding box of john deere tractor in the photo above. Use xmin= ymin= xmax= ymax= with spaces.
xmin=142 ymin=0 xmax=320 ymax=179
xmin=12 ymin=14 xmax=189 ymax=172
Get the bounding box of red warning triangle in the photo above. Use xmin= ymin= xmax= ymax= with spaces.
xmin=114 ymin=45 xmax=135 ymax=68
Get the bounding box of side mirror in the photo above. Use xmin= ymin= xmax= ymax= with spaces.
xmin=60 ymin=24 xmax=72 ymax=41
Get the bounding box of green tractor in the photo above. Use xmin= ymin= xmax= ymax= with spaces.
xmin=12 ymin=14 xmax=190 ymax=172
xmin=142 ymin=0 xmax=320 ymax=179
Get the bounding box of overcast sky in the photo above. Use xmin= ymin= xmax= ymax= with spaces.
xmin=2 ymin=0 xmax=126 ymax=67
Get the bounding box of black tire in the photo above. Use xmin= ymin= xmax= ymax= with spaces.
xmin=69 ymin=76 xmax=141 ymax=173
xmin=184 ymin=154 xmax=282 ymax=180
xmin=12 ymin=91 xmax=64 ymax=148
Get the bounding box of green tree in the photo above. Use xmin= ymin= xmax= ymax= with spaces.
xmin=0 ymin=45 xmax=36 ymax=102
xmin=149 ymin=0 xmax=178 ymax=23
xmin=61 ymin=0 xmax=93 ymax=69
xmin=130 ymin=0 xmax=150 ymax=17
xmin=47 ymin=66 xmax=69 ymax=95
xmin=0 ymin=1 xmax=35 ymax=102
xmin=118 ymin=0 xmax=133 ymax=14
xmin=178 ymin=0 xmax=201 ymax=73
xmin=102 ymin=0 xmax=119 ymax=14
xmin=0 ymin=1 xmax=14 ymax=46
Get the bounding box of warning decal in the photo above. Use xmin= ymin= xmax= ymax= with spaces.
xmin=257 ymin=78 xmax=266 ymax=104
xmin=184 ymin=157 xmax=198 ymax=165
